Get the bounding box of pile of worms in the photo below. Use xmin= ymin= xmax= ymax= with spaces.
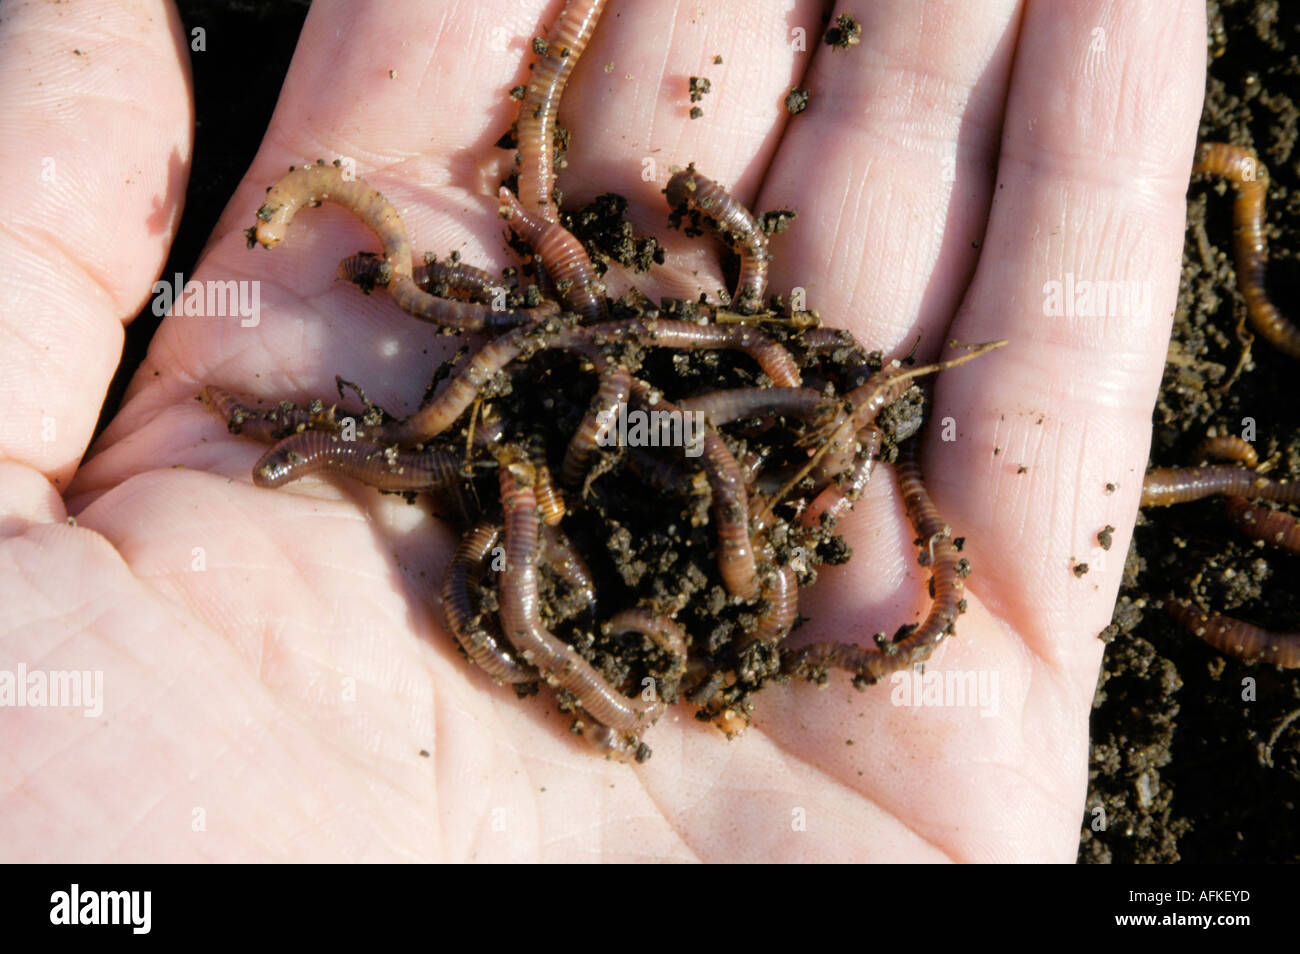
xmin=1139 ymin=142 xmax=1300 ymax=668
xmin=203 ymin=0 xmax=1010 ymax=760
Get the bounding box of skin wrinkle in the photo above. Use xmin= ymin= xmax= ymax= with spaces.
xmin=0 ymin=243 xmax=110 ymax=370
xmin=3 ymin=217 xmax=135 ymax=317
xmin=768 ymin=730 xmax=956 ymax=861
xmin=6 ymin=592 xmax=200 ymax=796
xmin=19 ymin=533 xmax=165 ymax=665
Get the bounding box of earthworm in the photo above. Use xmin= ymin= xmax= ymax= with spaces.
xmin=593 ymin=319 xmax=800 ymax=387
xmin=1192 ymin=434 xmax=1258 ymax=467
xmin=896 ymin=443 xmax=969 ymax=649
xmin=744 ymin=561 xmax=798 ymax=651
xmin=499 ymin=186 xmax=607 ymax=322
xmin=797 ymin=327 xmax=877 ymax=388
xmin=541 ymin=524 xmax=596 ymax=615
xmin=630 ymin=380 xmax=758 ymax=600
xmin=252 ymin=162 xmax=408 ymax=255
xmin=376 ymin=318 xmax=800 ymax=445
xmin=783 ymin=442 xmax=966 ymax=684
xmin=1223 ymin=497 xmax=1300 ymax=551
xmin=516 ymin=0 xmax=608 ymax=222
xmin=252 ymin=430 xmax=461 ymax=491
xmin=1185 ymin=437 xmax=1299 ymax=550
xmin=679 ymin=387 xmax=853 ymax=481
xmin=761 ymin=341 xmax=1006 ymax=523
xmin=562 ymin=366 xmax=632 ymax=487
xmin=389 ymin=273 xmax=552 ymax=331
xmin=1164 ymin=596 xmax=1300 ymax=669
xmin=1193 ymin=142 xmax=1300 ymax=359
xmin=374 ymin=320 xmax=583 ymax=444
xmin=442 ymin=523 xmax=537 ymax=684
xmin=1139 ymin=466 xmax=1300 ymax=507
xmin=678 ymin=387 xmax=824 ymax=426
xmin=1145 ymin=433 xmax=1300 ymax=667
xmin=665 ymin=167 xmax=769 ymax=313
xmin=249 ymin=162 xmax=542 ymax=332
xmin=527 ymin=447 xmax=566 ymax=526
xmin=1143 ymin=434 xmax=1298 ymax=516
xmin=605 ymin=609 xmax=689 ymax=698
xmin=497 ymin=460 xmax=664 ymax=732
xmin=338 ymin=250 xmax=504 ymax=305
xmin=799 ymin=426 xmax=883 ymax=528
xmin=201 ymin=385 xmax=342 ymax=443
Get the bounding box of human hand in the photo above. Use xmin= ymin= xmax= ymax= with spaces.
xmin=1 ymin=0 xmax=1203 ymax=862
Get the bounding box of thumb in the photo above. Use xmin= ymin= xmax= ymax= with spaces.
xmin=0 ymin=0 xmax=192 ymax=504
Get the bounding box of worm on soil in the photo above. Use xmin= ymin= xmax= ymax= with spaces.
xmin=1183 ymin=435 xmax=1300 ymax=549
xmin=1223 ymin=497 xmax=1300 ymax=551
xmin=499 ymin=186 xmax=607 ymax=322
xmin=562 ymin=366 xmax=633 ymax=487
xmin=376 ymin=318 xmax=800 ymax=446
xmin=1193 ymin=142 xmax=1300 ymax=359
xmin=1139 ymin=466 xmax=1300 ymax=507
xmin=1164 ymin=596 xmax=1300 ymax=669
xmin=604 ymin=609 xmax=689 ymax=699
xmin=1145 ymin=432 xmax=1300 ymax=667
xmin=1192 ymin=434 xmax=1259 ymax=468
xmin=497 ymin=460 xmax=664 ymax=734
xmin=630 ymin=380 xmax=758 ymax=599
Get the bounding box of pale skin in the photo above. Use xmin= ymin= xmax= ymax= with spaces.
xmin=0 ymin=0 xmax=1204 ymax=861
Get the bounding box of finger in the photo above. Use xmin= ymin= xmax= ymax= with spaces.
xmin=741 ymin=0 xmax=1021 ymax=647
xmin=94 ymin=2 xmax=557 ymax=465
xmin=759 ymin=0 xmax=1023 ymax=353
xmin=0 ymin=0 xmax=192 ymax=491
xmin=933 ymin=0 xmax=1205 ymax=676
xmin=556 ymin=0 xmax=826 ymax=300
xmin=236 ymin=0 xmax=827 ymax=304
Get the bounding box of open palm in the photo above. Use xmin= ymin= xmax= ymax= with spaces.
xmin=2 ymin=0 xmax=1203 ymax=861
